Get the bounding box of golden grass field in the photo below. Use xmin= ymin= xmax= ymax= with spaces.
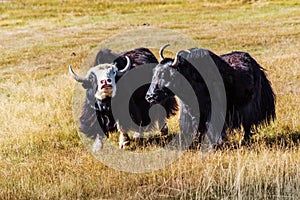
xmin=0 ymin=0 xmax=299 ymax=199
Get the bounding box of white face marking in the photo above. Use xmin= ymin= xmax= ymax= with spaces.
xmin=89 ymin=64 xmax=118 ymax=100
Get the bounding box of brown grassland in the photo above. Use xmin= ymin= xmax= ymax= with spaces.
xmin=0 ymin=0 xmax=299 ymax=199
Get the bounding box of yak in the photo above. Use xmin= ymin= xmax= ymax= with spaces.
xmin=70 ymin=47 xmax=178 ymax=151
xmin=146 ymin=44 xmax=275 ymax=148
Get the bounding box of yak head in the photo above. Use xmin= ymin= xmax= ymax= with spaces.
xmin=69 ymin=56 xmax=130 ymax=102
xmin=146 ymin=44 xmax=188 ymax=104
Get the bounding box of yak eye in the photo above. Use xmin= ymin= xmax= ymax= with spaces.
xmin=89 ymin=73 xmax=97 ymax=82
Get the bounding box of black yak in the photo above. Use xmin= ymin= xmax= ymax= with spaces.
xmin=146 ymin=44 xmax=275 ymax=147
xmin=70 ymin=47 xmax=178 ymax=151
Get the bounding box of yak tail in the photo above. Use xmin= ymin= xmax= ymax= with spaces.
xmin=259 ymin=68 xmax=276 ymax=124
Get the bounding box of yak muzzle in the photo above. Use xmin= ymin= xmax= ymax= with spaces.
xmin=101 ymin=84 xmax=113 ymax=90
xmin=145 ymin=92 xmax=158 ymax=104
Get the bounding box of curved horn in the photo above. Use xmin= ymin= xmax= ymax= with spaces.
xmin=116 ymin=56 xmax=131 ymax=76
xmin=69 ymin=65 xmax=88 ymax=83
xmin=171 ymin=50 xmax=190 ymax=67
xmin=159 ymin=43 xmax=170 ymax=60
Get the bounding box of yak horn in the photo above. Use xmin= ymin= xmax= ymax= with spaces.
xmin=159 ymin=44 xmax=170 ymax=60
xmin=116 ymin=56 xmax=131 ymax=76
xmin=69 ymin=65 xmax=88 ymax=83
xmin=171 ymin=50 xmax=190 ymax=67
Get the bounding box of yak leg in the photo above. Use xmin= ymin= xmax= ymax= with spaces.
xmin=160 ymin=123 xmax=168 ymax=135
xmin=119 ymin=131 xmax=130 ymax=149
xmin=240 ymin=103 xmax=255 ymax=145
xmin=117 ymin=122 xmax=130 ymax=149
xmin=179 ymin=103 xmax=196 ymax=150
xmin=240 ymin=101 xmax=257 ymax=145
xmin=97 ymin=114 xmax=109 ymax=138
xmin=240 ymin=124 xmax=253 ymax=146
xmin=217 ymin=125 xmax=227 ymax=145
xmin=203 ymin=122 xmax=218 ymax=150
xmin=92 ymin=134 xmax=103 ymax=152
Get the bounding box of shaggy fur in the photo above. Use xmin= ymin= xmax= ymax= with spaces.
xmin=146 ymin=48 xmax=275 ymax=145
xmin=79 ymin=48 xmax=178 ymax=139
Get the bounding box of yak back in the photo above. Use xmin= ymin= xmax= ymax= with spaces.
xmin=93 ymin=47 xmax=158 ymax=70
xmin=219 ymin=51 xmax=258 ymax=106
xmin=180 ymin=49 xmax=262 ymax=108
xmin=221 ymin=51 xmax=276 ymax=126
xmin=177 ymin=48 xmax=235 ymax=106
xmin=93 ymin=48 xmax=118 ymax=66
xmin=221 ymin=51 xmax=276 ymax=123
xmin=177 ymin=48 xmax=275 ymax=128
xmin=114 ymin=47 xmax=158 ymax=71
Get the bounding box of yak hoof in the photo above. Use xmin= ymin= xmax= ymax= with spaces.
xmin=92 ymin=135 xmax=103 ymax=152
xmin=119 ymin=140 xmax=130 ymax=149
xmin=133 ymin=132 xmax=144 ymax=139
xmin=160 ymin=124 xmax=168 ymax=135
xmin=119 ymin=133 xmax=130 ymax=149
xmin=239 ymin=137 xmax=251 ymax=147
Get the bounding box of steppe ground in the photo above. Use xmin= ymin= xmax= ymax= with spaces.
xmin=0 ymin=0 xmax=299 ymax=199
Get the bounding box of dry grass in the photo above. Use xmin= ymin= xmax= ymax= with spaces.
xmin=0 ymin=0 xmax=299 ymax=199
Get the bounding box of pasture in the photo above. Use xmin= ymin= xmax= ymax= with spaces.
xmin=0 ymin=0 xmax=299 ymax=199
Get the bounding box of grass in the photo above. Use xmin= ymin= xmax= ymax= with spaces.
xmin=0 ymin=0 xmax=299 ymax=199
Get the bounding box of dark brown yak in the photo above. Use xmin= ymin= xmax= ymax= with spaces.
xmin=146 ymin=45 xmax=275 ymax=147
xmin=70 ymin=47 xmax=178 ymax=151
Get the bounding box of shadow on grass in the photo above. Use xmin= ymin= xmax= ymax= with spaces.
xmin=127 ymin=132 xmax=179 ymax=151
xmin=126 ymin=128 xmax=300 ymax=151
xmin=259 ymin=130 xmax=300 ymax=148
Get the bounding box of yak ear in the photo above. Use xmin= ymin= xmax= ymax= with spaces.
xmin=82 ymin=74 xmax=93 ymax=89
xmin=171 ymin=50 xmax=190 ymax=68
xmin=170 ymin=63 xmax=178 ymax=69
xmin=82 ymin=81 xmax=92 ymax=89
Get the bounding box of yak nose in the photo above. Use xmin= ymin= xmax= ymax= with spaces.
xmin=145 ymin=93 xmax=156 ymax=103
xmin=100 ymin=78 xmax=112 ymax=85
